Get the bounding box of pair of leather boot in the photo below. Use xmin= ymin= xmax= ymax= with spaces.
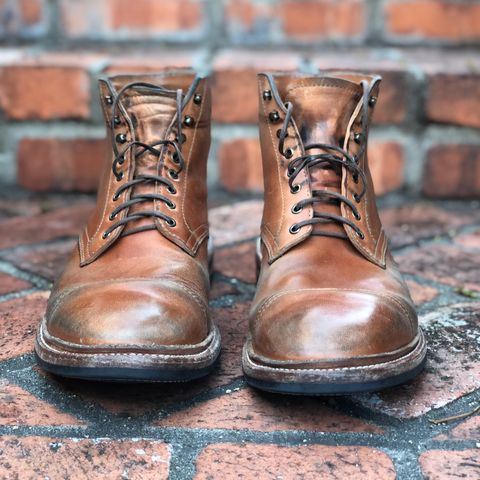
xmin=35 ymin=69 xmax=427 ymax=394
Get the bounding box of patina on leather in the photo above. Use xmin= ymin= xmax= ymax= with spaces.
xmin=35 ymin=70 xmax=220 ymax=381
xmin=243 ymin=71 xmax=426 ymax=393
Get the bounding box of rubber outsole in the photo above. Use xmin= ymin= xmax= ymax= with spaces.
xmin=244 ymin=354 xmax=426 ymax=395
xmin=35 ymin=352 xmax=220 ymax=383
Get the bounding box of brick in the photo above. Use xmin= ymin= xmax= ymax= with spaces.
xmin=0 ymin=65 xmax=91 ymax=120
xmin=455 ymin=230 xmax=480 ymax=249
xmin=17 ymin=137 xmax=106 ymax=192
xmin=0 ymin=0 xmax=46 ymax=38
xmin=0 ymin=291 xmax=48 ymax=361
xmin=0 ymin=203 xmax=93 ymax=250
xmin=380 ymin=203 xmax=475 ymax=249
xmin=419 ymin=450 xmax=480 ymax=479
xmin=209 ymin=200 xmax=263 ymax=247
xmin=214 ymin=241 xmax=257 ymax=284
xmin=104 ymin=52 xmax=197 ymax=75
xmin=369 ymin=141 xmax=404 ymax=195
xmin=0 ymin=272 xmax=31 ymax=295
xmin=354 ymin=302 xmax=480 ymax=418
xmin=426 ymin=74 xmax=480 ymax=128
xmin=405 ymin=280 xmax=438 ymax=306
xmin=218 ymin=138 xmax=403 ymax=195
xmin=195 ymin=444 xmax=396 ymax=479
xmin=0 ymin=437 xmax=170 ymax=478
xmin=279 ymin=0 xmax=365 ymax=40
xmin=160 ymin=387 xmax=381 ymax=433
xmin=385 ymin=1 xmax=480 ymax=41
xmin=435 ymin=415 xmax=480 ymax=441
xmin=224 ymin=0 xmax=273 ymax=38
xmin=0 ymin=240 xmax=76 ymax=282
xmin=399 ymin=244 xmax=480 ymax=292
xmin=59 ymin=0 xmax=204 ymax=39
xmin=0 ymin=379 xmax=83 ymax=426
xmin=212 ymin=50 xmax=300 ymax=123
xmin=218 ymin=138 xmax=262 ymax=192
xmin=423 ymin=145 xmax=480 ymax=198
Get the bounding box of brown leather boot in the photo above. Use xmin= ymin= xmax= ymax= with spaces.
xmin=243 ymin=72 xmax=427 ymax=394
xmin=35 ymin=70 xmax=221 ymax=381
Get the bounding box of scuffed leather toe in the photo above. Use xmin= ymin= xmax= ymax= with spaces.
xmin=250 ymin=289 xmax=418 ymax=368
xmin=46 ymin=279 xmax=209 ymax=348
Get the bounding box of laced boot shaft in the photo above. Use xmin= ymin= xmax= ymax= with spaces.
xmin=243 ymin=71 xmax=427 ymax=395
xmin=80 ymin=71 xmax=211 ymax=266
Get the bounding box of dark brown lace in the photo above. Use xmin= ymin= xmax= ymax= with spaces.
xmin=102 ymin=82 xmax=190 ymax=239
xmin=278 ymin=80 xmax=374 ymax=240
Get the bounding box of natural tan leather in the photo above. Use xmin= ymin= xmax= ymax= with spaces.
xmin=247 ymin=72 xmax=422 ymax=373
xmin=37 ymin=70 xmax=219 ymax=373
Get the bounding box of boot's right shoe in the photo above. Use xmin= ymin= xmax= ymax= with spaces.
xmin=35 ymin=70 xmax=220 ymax=382
xmin=243 ymin=72 xmax=427 ymax=394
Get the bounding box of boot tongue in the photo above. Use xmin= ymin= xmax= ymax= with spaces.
xmin=112 ymin=80 xmax=181 ymax=233
xmin=284 ymin=77 xmax=362 ymax=235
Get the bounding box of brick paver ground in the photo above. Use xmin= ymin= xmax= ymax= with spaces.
xmin=0 ymin=189 xmax=478 ymax=479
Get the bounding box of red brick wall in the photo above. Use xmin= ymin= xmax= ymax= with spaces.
xmin=0 ymin=0 xmax=479 ymax=198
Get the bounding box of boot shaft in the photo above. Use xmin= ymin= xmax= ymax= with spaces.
xmin=257 ymin=71 xmax=387 ymax=267
xmin=80 ymin=70 xmax=211 ymax=266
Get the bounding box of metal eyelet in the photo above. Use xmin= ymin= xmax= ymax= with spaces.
xmin=353 ymin=133 xmax=363 ymax=144
xmin=112 ymin=193 xmax=119 ymax=202
xmin=167 ymin=218 xmax=176 ymax=227
xmin=357 ymin=230 xmax=365 ymax=240
xmin=105 ymin=95 xmax=113 ymax=105
xmin=353 ymin=193 xmax=361 ymax=203
xmin=113 ymin=116 xmax=121 ymax=126
xmin=183 ymin=116 xmax=195 ymax=127
xmin=353 ymin=174 xmax=359 ymax=184
xmin=291 ymin=204 xmax=302 ymax=214
xmin=193 ymin=94 xmax=202 ymax=105
xmin=269 ymin=111 xmax=280 ymax=123
xmin=291 ymin=184 xmax=301 ymax=194
xmin=287 ymin=167 xmax=295 ymax=178
xmin=116 ymin=172 xmax=123 ymax=181
xmin=168 ymin=169 xmax=179 ymax=180
xmin=289 ymin=224 xmax=300 ymax=234
xmin=102 ymin=231 xmax=110 ymax=239
xmin=175 ymin=133 xmax=187 ymax=144
xmin=167 ymin=185 xmax=177 ymax=195
xmin=263 ymin=90 xmax=272 ymax=101
xmin=353 ymin=210 xmax=361 ymax=221
xmin=172 ymin=152 xmax=180 ymax=164
xmin=167 ymin=200 xmax=176 ymax=210
xmin=109 ymin=212 xmax=116 ymax=221
xmin=284 ymin=148 xmax=294 ymax=159
xmin=117 ymin=155 xmax=125 ymax=165
xmin=116 ymin=133 xmax=127 ymax=144
xmin=277 ymin=129 xmax=289 ymax=139
xmin=369 ymin=96 xmax=377 ymax=107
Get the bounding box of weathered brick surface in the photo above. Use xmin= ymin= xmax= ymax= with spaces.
xmin=385 ymin=0 xmax=480 ymax=41
xmin=17 ymin=138 xmax=106 ymax=192
xmin=59 ymin=0 xmax=204 ymax=38
xmin=0 ymin=65 xmax=91 ymax=120
xmin=0 ymin=271 xmax=31 ymax=295
xmin=419 ymin=449 xmax=480 ymax=479
xmin=0 ymin=379 xmax=83 ymax=426
xmin=422 ymin=145 xmax=480 ymax=198
xmin=0 ymin=437 xmax=170 ymax=479
xmin=160 ymin=387 xmax=381 ymax=433
xmin=195 ymin=444 xmax=396 ymax=479
xmin=426 ymin=73 xmax=480 ymax=128
xmin=0 ymin=203 xmax=93 ymax=250
xmin=354 ymin=303 xmax=480 ymax=418
xmin=0 ymin=291 xmax=48 ymax=360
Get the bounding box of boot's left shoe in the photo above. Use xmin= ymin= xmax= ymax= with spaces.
xmin=35 ymin=71 xmax=220 ymax=381
xmin=243 ymin=71 xmax=427 ymax=394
